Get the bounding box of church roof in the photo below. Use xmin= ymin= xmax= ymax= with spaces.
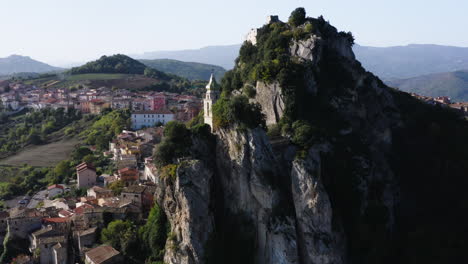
xmin=206 ymin=73 xmax=219 ymax=90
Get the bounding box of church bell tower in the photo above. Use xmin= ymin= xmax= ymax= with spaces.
xmin=203 ymin=73 xmax=219 ymax=131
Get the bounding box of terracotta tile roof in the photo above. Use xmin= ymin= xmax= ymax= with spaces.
xmin=43 ymin=217 xmax=71 ymax=223
xmin=58 ymin=210 xmax=74 ymax=218
xmin=118 ymin=167 xmax=138 ymax=173
xmin=132 ymin=110 xmax=173 ymax=115
xmin=85 ymin=245 xmax=121 ymax=264
xmin=90 ymin=186 xmax=112 ymax=193
xmin=48 ymin=184 xmax=64 ymax=190
xmin=74 ymin=204 xmax=95 ymax=214
xmin=77 ymin=162 xmax=96 ymax=172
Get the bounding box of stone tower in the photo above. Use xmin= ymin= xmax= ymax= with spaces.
xmin=203 ymin=73 xmax=219 ymax=131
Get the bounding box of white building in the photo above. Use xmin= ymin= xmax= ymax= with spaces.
xmin=203 ymin=73 xmax=220 ymax=130
xmin=131 ymin=110 xmax=174 ymax=130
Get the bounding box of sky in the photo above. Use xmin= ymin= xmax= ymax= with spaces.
xmin=0 ymin=0 xmax=467 ymax=66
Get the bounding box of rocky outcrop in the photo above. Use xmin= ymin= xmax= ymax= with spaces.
xmin=255 ymin=81 xmax=285 ymax=125
xmin=290 ymin=35 xmax=324 ymax=65
xmin=291 ymin=146 xmax=346 ymax=264
xmin=216 ymin=127 xmax=299 ymax=264
xmin=154 ymin=160 xmax=214 ymax=264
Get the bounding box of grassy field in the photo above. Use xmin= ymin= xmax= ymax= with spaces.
xmin=0 ymin=138 xmax=80 ymax=167
xmin=66 ymin=73 xmax=131 ymax=81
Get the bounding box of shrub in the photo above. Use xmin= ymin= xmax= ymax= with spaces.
xmin=266 ymin=124 xmax=281 ymax=138
xmin=291 ymin=120 xmax=318 ymax=149
xmin=153 ymin=122 xmax=191 ymax=167
xmin=288 ymin=7 xmax=306 ymax=27
xmin=212 ymin=95 xmax=265 ymax=130
xmin=160 ymin=164 xmax=178 ymax=180
xmin=243 ymin=85 xmax=256 ymax=98
xmin=101 ymin=220 xmax=138 ymax=256
xmin=139 ymin=203 xmax=169 ymax=262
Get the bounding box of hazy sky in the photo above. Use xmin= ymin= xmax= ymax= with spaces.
xmin=1 ymin=0 xmax=467 ymax=66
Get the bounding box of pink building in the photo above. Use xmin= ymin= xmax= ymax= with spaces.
xmin=151 ymin=94 xmax=166 ymax=111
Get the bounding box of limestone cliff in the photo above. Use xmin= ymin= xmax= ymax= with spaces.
xmin=153 ymin=10 xmax=468 ymax=264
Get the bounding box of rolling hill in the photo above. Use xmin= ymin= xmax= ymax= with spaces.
xmin=22 ymin=54 xmax=207 ymax=96
xmin=69 ymin=54 xmax=149 ymax=75
xmin=386 ymin=70 xmax=468 ymax=102
xmin=139 ymin=59 xmax=226 ymax=81
xmin=0 ymin=55 xmax=62 ymax=75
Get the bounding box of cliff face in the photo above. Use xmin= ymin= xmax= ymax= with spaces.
xmin=153 ymin=13 xmax=468 ymax=264
xmin=154 ymin=160 xmax=214 ymax=264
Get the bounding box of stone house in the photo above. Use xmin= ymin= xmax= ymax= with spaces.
xmin=74 ymin=227 xmax=97 ymax=254
xmin=117 ymin=167 xmax=139 ymax=186
xmin=29 ymin=226 xmax=67 ymax=264
xmin=121 ymin=185 xmax=156 ymax=212
xmin=77 ymin=163 xmax=97 ymax=189
xmin=7 ymin=208 xmax=45 ymax=239
xmin=87 ymin=186 xmax=113 ymax=199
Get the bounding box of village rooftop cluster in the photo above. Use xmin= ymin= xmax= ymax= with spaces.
xmin=0 ymin=79 xmax=201 ymax=126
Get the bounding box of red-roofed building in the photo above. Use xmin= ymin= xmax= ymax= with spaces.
xmin=118 ymin=167 xmax=139 ymax=186
xmin=74 ymin=204 xmax=95 ymax=215
xmin=58 ymin=210 xmax=74 ymax=218
xmin=47 ymin=184 xmax=65 ymax=198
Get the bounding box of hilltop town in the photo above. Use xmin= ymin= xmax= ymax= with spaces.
xmin=1 ymin=5 xmax=468 ymax=264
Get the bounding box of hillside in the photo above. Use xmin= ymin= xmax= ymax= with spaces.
xmin=147 ymin=8 xmax=468 ymax=264
xmin=69 ymin=54 xmax=149 ymax=75
xmin=0 ymin=55 xmax=62 ymax=75
xmin=387 ymin=70 xmax=468 ymax=101
xmin=354 ymin=44 xmax=468 ymax=79
xmin=132 ymin=44 xmax=242 ymax=69
xmin=19 ymin=55 xmax=207 ymax=96
xmin=140 ymin=59 xmax=226 ymax=81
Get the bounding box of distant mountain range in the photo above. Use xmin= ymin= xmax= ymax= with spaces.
xmin=133 ymin=43 xmax=468 ymax=80
xmin=139 ymin=59 xmax=226 ymax=81
xmin=131 ymin=44 xmax=241 ymax=70
xmin=353 ymin=44 xmax=468 ymax=79
xmin=0 ymin=55 xmax=62 ymax=75
xmin=387 ymin=70 xmax=468 ymax=102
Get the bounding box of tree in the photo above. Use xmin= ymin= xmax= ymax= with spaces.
xmin=101 ymin=220 xmax=138 ymax=256
xmin=109 ymin=180 xmax=125 ymax=195
xmin=288 ymin=7 xmax=306 ymax=27
xmin=153 ymin=121 xmax=192 ymax=167
xmin=139 ymin=203 xmax=168 ymax=261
